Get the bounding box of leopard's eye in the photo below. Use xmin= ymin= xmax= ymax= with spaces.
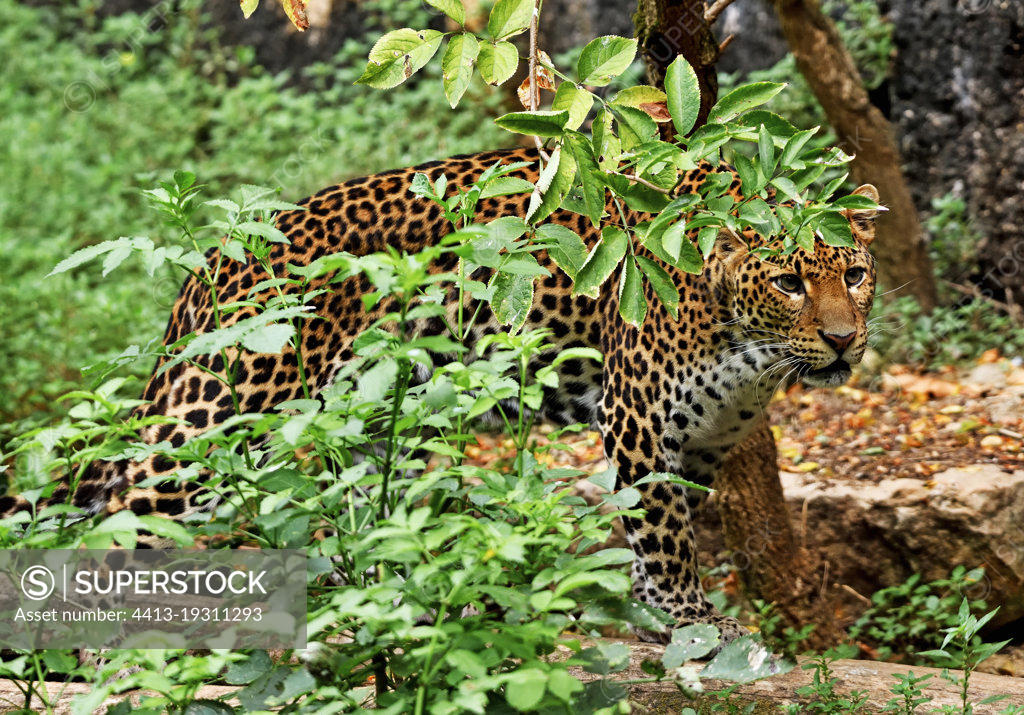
xmin=845 ymin=267 xmax=867 ymax=288
xmin=773 ymin=273 xmax=804 ymax=295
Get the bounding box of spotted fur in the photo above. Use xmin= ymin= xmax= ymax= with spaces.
xmin=1 ymin=147 xmax=879 ymax=643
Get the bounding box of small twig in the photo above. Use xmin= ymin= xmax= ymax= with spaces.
xmin=998 ymin=427 xmax=1024 ymax=441
xmin=841 ymin=583 xmax=872 ymax=606
xmin=527 ymin=0 xmax=550 ymax=162
xmin=944 ymin=280 xmax=1024 ymax=326
xmin=705 ymin=0 xmax=739 ymax=25
xmin=718 ymin=33 xmax=735 ymax=53
xmin=619 ymin=173 xmax=673 ymax=195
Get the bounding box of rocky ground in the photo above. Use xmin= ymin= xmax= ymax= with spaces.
xmin=465 ymin=352 xmax=1024 ymax=676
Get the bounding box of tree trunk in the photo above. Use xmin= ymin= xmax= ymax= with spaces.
xmin=771 ymin=0 xmax=937 ymax=311
xmin=716 ymin=421 xmax=844 ymax=650
xmin=634 ymin=0 xmax=844 ymax=650
xmin=633 ymin=0 xmax=720 ymax=134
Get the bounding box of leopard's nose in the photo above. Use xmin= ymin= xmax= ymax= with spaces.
xmin=819 ymin=330 xmax=855 ymax=354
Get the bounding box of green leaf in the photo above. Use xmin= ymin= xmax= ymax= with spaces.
xmin=708 ymin=82 xmax=785 ymax=124
xmin=577 ymin=36 xmax=638 ymax=86
xmin=537 ymin=223 xmax=588 ymax=280
xmin=833 ymin=194 xmax=880 ymax=210
xmin=240 ymin=323 xmax=295 ymax=353
xmin=661 ymin=220 xmax=686 ymax=262
xmin=697 ymin=226 xmax=718 ymax=259
xmin=779 ymin=127 xmax=817 ymax=169
xmin=495 ymin=110 xmax=569 ymax=138
xmin=478 ymin=40 xmax=518 ymax=86
xmin=816 ymin=212 xmax=855 ymax=247
xmin=426 ymin=0 xmax=465 ymax=24
xmin=771 ymin=176 xmax=801 ymax=203
xmin=565 ymin=133 xmax=606 ymax=226
xmin=592 ymin=108 xmax=621 ymax=170
xmin=665 ymin=56 xmax=701 ymax=136
xmin=618 ymin=257 xmax=647 ymax=328
xmin=505 ymin=668 xmax=547 ymax=711
xmin=48 ymin=237 xmax=146 ymax=277
xmin=663 ymin=624 xmax=720 ymax=667
xmin=225 ymin=650 xmax=270 ymax=684
xmin=356 ymin=29 xmax=444 ymax=89
xmin=573 ymin=226 xmax=628 ymax=299
xmin=636 ymin=256 xmax=678 ymax=319
xmin=237 ymin=220 xmax=289 ymax=244
xmin=546 ymin=669 xmax=583 ymax=702
xmin=701 ymin=636 xmax=785 ymax=683
xmin=491 ymin=271 xmax=535 ymax=333
xmin=527 ymin=146 xmax=576 ymax=224
xmin=138 ymin=515 xmax=194 ymax=546
xmin=487 ymin=0 xmax=533 ymax=39
xmin=441 ymin=34 xmax=479 ymax=107
xmin=240 ymin=0 xmax=259 ymax=18
xmin=757 ymin=123 xmax=775 ymax=173
xmin=609 ymin=104 xmax=657 ymax=151
xmin=551 ymin=83 xmax=594 ymax=130
xmin=479 ymin=176 xmax=534 ymax=198
xmin=357 ymin=357 xmax=398 ymax=403
xmin=611 ymin=85 xmax=666 ymax=108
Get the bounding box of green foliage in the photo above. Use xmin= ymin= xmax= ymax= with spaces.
xmin=0 ymin=0 xmax=892 ymax=708
xmin=919 ymin=599 xmax=1013 ymax=715
xmin=0 ymin=0 xmax=506 ymax=428
xmin=751 ymin=600 xmax=817 ymax=659
xmin=848 ymin=566 xmax=989 ymax=666
xmin=926 ymin=193 xmax=982 ymax=285
xmin=882 ymin=670 xmax=934 ymax=714
xmin=824 ymin=0 xmax=894 ymax=91
xmin=789 ymin=646 xmax=869 ymax=713
xmin=869 ymin=297 xmax=1024 ymax=368
xmin=1 ymin=162 xmax=786 ymax=710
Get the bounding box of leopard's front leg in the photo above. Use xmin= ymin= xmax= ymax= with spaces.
xmin=599 ymin=396 xmax=747 ymax=646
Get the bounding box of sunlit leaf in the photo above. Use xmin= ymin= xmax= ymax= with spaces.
xmin=577 ymin=36 xmax=637 ymax=86
xmin=495 ymin=110 xmax=569 ymax=137
xmin=491 ymin=271 xmax=534 ymax=333
xmin=357 ymin=29 xmax=444 ymax=89
xmin=617 ymin=257 xmax=647 ymax=328
xmin=636 ymin=256 xmax=678 ymax=319
xmin=665 ymin=56 xmax=701 ymax=136
xmin=574 ymin=226 xmax=627 ymax=299
xmin=551 ymin=83 xmax=594 ymax=130
xmin=441 ymin=34 xmax=479 ymax=107
xmin=240 ymin=0 xmax=260 ymax=19
xmin=478 ymin=40 xmax=518 ymax=86
xmin=426 ymin=0 xmax=465 ymax=24
xmin=487 ymin=0 xmax=533 ymax=39
xmin=537 ymin=223 xmax=587 ymax=280
xmin=526 ymin=146 xmax=576 ymax=223
xmin=708 ymin=82 xmax=785 ymax=124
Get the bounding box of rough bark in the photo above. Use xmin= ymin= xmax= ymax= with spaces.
xmin=771 ymin=0 xmax=937 ymax=311
xmin=716 ymin=420 xmax=845 ymax=650
xmin=633 ymin=0 xmax=721 ymax=133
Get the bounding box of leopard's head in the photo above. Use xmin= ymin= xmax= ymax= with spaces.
xmin=712 ymin=184 xmax=879 ymax=388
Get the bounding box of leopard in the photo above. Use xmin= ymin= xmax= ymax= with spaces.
xmin=0 ymin=147 xmax=879 ymax=644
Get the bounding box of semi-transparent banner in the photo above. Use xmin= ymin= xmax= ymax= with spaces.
xmin=0 ymin=550 xmax=306 ymax=649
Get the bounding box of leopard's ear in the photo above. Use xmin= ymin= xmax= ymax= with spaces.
xmin=845 ymin=184 xmax=883 ymax=247
xmin=710 ymin=227 xmax=751 ymax=270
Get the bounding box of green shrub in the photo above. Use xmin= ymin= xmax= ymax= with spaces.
xmin=0 ymin=0 xmax=507 ymax=428
xmin=848 ymin=566 xmax=989 ymax=665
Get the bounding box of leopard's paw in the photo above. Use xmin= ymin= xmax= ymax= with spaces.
xmin=631 ymin=612 xmax=749 ymax=655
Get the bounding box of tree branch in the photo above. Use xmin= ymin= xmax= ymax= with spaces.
xmin=705 ymin=0 xmax=738 ymax=25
